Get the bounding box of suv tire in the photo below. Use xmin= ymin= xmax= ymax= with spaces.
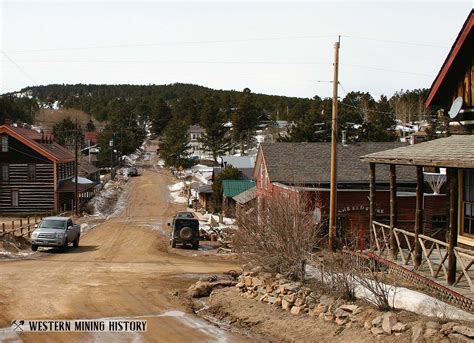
xmin=179 ymin=227 xmax=193 ymax=240
xmin=73 ymin=235 xmax=80 ymax=248
xmin=60 ymin=239 xmax=68 ymax=253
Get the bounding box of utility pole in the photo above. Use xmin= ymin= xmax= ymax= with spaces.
xmin=74 ymin=118 xmax=79 ymax=216
xmin=328 ymin=36 xmax=340 ymax=252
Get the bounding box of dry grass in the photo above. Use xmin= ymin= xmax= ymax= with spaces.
xmin=34 ymin=108 xmax=106 ymax=132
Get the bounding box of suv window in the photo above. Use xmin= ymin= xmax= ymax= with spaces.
xmin=67 ymin=219 xmax=73 ymax=228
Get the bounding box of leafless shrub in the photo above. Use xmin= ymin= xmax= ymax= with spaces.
xmin=315 ymin=252 xmax=357 ymax=301
xmin=233 ymin=193 xmax=323 ymax=281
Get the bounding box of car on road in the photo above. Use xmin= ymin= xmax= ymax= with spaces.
xmin=31 ymin=216 xmax=81 ymax=252
xmin=128 ymin=166 xmax=139 ymax=177
xmin=168 ymin=212 xmax=199 ymax=249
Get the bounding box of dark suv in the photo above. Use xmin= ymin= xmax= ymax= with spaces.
xmin=168 ymin=212 xmax=200 ymax=249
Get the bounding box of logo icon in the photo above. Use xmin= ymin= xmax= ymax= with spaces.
xmin=11 ymin=320 xmax=25 ymax=332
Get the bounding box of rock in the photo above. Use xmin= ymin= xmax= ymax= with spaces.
xmin=372 ymin=315 xmax=383 ymax=327
xmin=266 ymin=285 xmax=274 ymax=293
xmin=319 ymin=295 xmax=335 ymax=306
xmin=339 ymin=304 xmax=359 ymax=313
xmin=295 ymin=298 xmax=305 ymax=307
xmin=334 ymin=308 xmax=350 ymax=318
xmin=274 ymin=298 xmax=282 ymax=306
xmin=284 ymin=293 xmax=296 ymax=304
xmin=282 ymin=299 xmax=291 ymax=310
xmin=335 ymin=317 xmax=348 ymax=325
xmin=235 ymin=281 xmax=245 ymax=288
xmin=285 ymin=282 xmax=300 ymax=292
xmin=259 ymin=294 xmax=268 ymax=302
xmin=453 ymin=326 xmax=474 ymax=338
xmin=412 ymin=323 xmax=425 ymax=343
xmin=252 ymin=277 xmax=263 ymax=286
xmin=275 ymin=273 xmax=284 ymax=279
xmin=371 ymin=327 xmax=385 ymax=336
xmin=424 ymin=328 xmax=438 ymax=338
xmin=392 ymin=322 xmax=408 ymax=333
xmin=187 ymin=280 xmax=237 ymax=298
xmin=449 ymin=333 xmax=474 ymax=343
xmin=291 ymin=306 xmax=302 ymax=315
xmin=312 ymin=303 xmax=328 ymax=316
xmin=382 ymin=312 xmax=397 ymax=335
xmin=244 ymin=276 xmax=253 ymax=287
xmin=267 ymin=296 xmax=277 ymax=304
xmin=425 ymin=321 xmax=441 ymax=330
xmin=440 ymin=322 xmax=457 ymax=336
xmin=364 ymin=320 xmax=372 ymax=330
xmin=324 ymin=314 xmax=334 ymax=322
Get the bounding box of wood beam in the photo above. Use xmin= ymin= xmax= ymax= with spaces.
xmin=389 ymin=165 xmax=398 ymax=260
xmin=447 ymin=168 xmax=459 ymax=285
xmin=369 ymin=163 xmax=376 ymax=249
xmin=414 ymin=166 xmax=424 ymax=267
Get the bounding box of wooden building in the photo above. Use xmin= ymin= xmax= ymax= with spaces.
xmin=0 ymin=125 xmax=94 ymax=214
xmin=254 ymin=143 xmax=447 ymax=249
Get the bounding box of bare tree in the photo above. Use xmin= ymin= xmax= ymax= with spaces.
xmin=233 ymin=193 xmax=323 ymax=281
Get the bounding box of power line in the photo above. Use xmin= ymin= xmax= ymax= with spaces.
xmin=1 ymin=50 xmax=37 ymax=83
xmin=342 ymin=35 xmax=449 ymax=49
xmin=341 ymin=63 xmax=434 ymax=77
xmin=5 ymin=35 xmax=337 ymax=54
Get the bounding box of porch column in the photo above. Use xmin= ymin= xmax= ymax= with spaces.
xmin=389 ymin=165 xmax=398 ymax=260
xmin=447 ymin=168 xmax=458 ymax=285
xmin=369 ymin=163 xmax=376 ymax=249
xmin=414 ymin=166 xmax=424 ymax=267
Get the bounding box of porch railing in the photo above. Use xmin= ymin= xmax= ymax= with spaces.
xmin=372 ymin=220 xmax=474 ymax=292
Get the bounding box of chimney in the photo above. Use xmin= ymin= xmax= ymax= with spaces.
xmin=341 ymin=130 xmax=347 ymax=147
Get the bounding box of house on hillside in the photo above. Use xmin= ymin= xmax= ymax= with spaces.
xmin=0 ymin=125 xmax=95 ymax=214
xmin=188 ymin=125 xmax=210 ymax=160
xmin=254 ymin=142 xmax=447 ymax=248
xmin=426 ymin=9 xmax=473 ymax=129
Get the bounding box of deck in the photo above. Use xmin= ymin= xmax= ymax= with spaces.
xmin=371 ymin=221 xmax=474 ymax=312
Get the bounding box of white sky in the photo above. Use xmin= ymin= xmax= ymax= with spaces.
xmin=1 ymin=1 xmax=472 ymax=99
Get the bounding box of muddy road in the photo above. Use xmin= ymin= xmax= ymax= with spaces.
xmin=0 ymin=147 xmax=249 ymax=342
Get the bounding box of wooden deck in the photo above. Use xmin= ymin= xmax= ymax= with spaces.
xmin=371 ymin=221 xmax=474 ymax=311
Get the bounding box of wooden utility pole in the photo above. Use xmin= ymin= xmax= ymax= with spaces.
xmin=74 ymin=119 xmax=79 ymax=216
xmin=328 ymin=36 xmax=340 ymax=252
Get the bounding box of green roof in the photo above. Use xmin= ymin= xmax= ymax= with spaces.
xmin=222 ymin=179 xmax=256 ymax=198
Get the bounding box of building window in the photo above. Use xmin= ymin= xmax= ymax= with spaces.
xmin=1 ymin=164 xmax=8 ymax=182
xmin=1 ymin=135 xmax=8 ymax=152
xmin=11 ymin=189 xmax=19 ymax=207
xmin=462 ymin=170 xmax=474 ymax=237
xmin=27 ymin=164 xmax=36 ymax=181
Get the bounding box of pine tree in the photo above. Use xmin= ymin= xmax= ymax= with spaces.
xmin=232 ymin=88 xmax=260 ymax=155
xmin=150 ymin=98 xmax=172 ymax=136
xmin=199 ymin=96 xmax=232 ymax=162
xmin=160 ymin=115 xmax=190 ymax=168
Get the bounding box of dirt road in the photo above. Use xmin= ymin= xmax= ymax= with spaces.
xmin=0 ymin=147 xmax=249 ymax=342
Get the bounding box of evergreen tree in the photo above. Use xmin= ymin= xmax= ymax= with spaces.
xmin=53 ymin=117 xmax=76 ymax=145
xmin=199 ymin=96 xmax=232 ymax=162
xmin=160 ymin=115 xmax=191 ymax=168
xmin=232 ymin=88 xmax=260 ymax=155
xmin=150 ymin=98 xmax=172 ymax=136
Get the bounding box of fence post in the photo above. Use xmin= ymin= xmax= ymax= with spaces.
xmin=20 ymin=219 xmax=23 ymax=227
xmin=12 ymin=221 xmax=14 ymax=232
xmin=2 ymin=223 xmax=5 ymax=233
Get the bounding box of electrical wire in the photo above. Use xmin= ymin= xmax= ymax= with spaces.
xmin=1 ymin=50 xmax=37 ymax=83
xmin=341 ymin=35 xmax=449 ymax=49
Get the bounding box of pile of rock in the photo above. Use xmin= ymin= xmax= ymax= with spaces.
xmin=365 ymin=312 xmax=407 ymax=336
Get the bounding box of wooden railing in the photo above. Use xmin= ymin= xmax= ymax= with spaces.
xmin=372 ymin=220 xmax=474 ymax=291
xmin=1 ymin=214 xmax=49 ymax=238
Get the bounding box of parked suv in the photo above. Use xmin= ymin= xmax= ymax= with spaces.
xmin=168 ymin=212 xmax=200 ymax=249
xmin=31 ymin=216 xmax=81 ymax=252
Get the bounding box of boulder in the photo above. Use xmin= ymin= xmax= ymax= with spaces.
xmin=291 ymin=306 xmax=302 ymax=315
xmin=371 ymin=327 xmax=385 ymax=336
xmin=259 ymin=294 xmax=268 ymax=302
xmin=235 ymin=281 xmax=245 ymax=289
xmin=313 ymin=303 xmax=328 ymax=316
xmin=267 ymin=296 xmax=277 ymax=304
xmin=319 ymin=295 xmax=335 ymax=306
xmin=339 ymin=304 xmax=359 ymax=313
xmin=295 ymin=298 xmax=305 ymax=307
xmin=282 ymin=299 xmax=291 ymax=310
xmin=187 ymin=280 xmax=237 ymax=298
xmin=453 ymin=326 xmax=474 ymax=338
xmin=334 ymin=308 xmax=350 ymax=318
xmin=244 ymin=276 xmax=253 ymax=287
xmin=274 ymin=298 xmax=282 ymax=306
xmin=425 ymin=321 xmax=441 ymax=330
xmin=324 ymin=313 xmax=334 ymax=322
xmin=252 ymin=277 xmax=263 ymax=286
xmin=392 ymin=322 xmax=408 ymax=333
xmin=424 ymin=328 xmax=438 ymax=338
xmin=440 ymin=322 xmax=457 ymax=336
xmin=412 ymin=323 xmax=425 ymax=343
xmin=335 ymin=317 xmax=348 ymax=325
xmin=364 ymin=320 xmax=372 ymax=330
xmin=382 ymin=312 xmax=397 ymax=334
xmin=449 ymin=333 xmax=474 ymax=343
xmin=372 ymin=315 xmax=383 ymax=327
xmin=284 ymin=293 xmax=296 ymax=304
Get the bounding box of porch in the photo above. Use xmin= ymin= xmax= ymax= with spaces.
xmin=361 ymin=135 xmax=474 ymax=312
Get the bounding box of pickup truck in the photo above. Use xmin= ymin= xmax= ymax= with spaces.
xmin=31 ymin=216 xmax=81 ymax=252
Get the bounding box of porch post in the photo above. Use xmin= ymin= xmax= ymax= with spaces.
xmin=414 ymin=166 xmax=424 ymax=267
xmin=369 ymin=163 xmax=376 ymax=249
xmin=447 ymin=168 xmax=458 ymax=285
xmin=389 ymin=165 xmax=398 ymax=260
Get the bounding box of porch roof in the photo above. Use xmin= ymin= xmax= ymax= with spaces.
xmin=361 ymin=135 xmax=474 ymax=168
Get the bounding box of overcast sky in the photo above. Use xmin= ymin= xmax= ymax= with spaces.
xmin=1 ymin=1 xmax=472 ymax=99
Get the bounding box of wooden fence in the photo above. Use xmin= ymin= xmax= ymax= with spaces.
xmin=1 ymin=212 xmax=55 ymax=238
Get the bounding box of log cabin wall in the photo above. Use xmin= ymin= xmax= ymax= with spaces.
xmin=0 ymin=134 xmax=55 ymax=214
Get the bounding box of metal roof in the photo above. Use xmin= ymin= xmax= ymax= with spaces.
xmin=222 ymin=179 xmax=256 ymax=198
xmin=361 ymin=135 xmax=474 ymax=168
xmin=232 ymin=186 xmax=256 ymax=204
